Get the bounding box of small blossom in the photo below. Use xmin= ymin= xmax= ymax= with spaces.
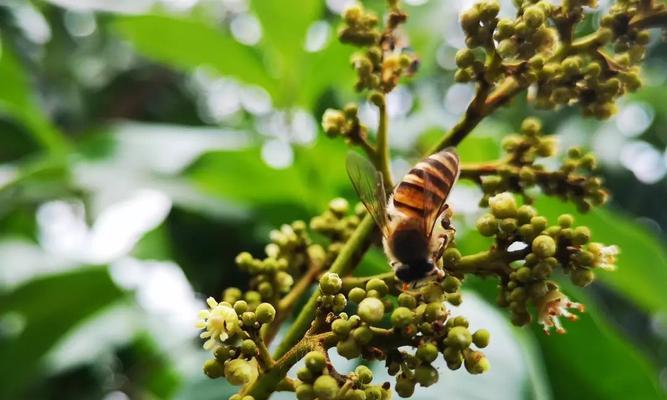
xmin=536 ymin=287 xmax=584 ymax=335
xmin=590 ymin=243 xmax=619 ymax=271
xmin=196 ymin=297 xmax=239 ymax=350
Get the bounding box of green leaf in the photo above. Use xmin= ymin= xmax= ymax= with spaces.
xmin=534 ymin=286 xmax=662 ymax=399
xmin=0 ymin=41 xmax=68 ymax=154
xmin=113 ymin=15 xmax=278 ymax=97
xmin=535 ymin=197 xmax=667 ymax=313
xmin=0 ymin=267 xmax=124 ymax=398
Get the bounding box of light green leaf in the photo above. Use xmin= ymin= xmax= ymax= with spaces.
xmin=113 ymin=15 xmax=278 ymax=97
xmin=0 ymin=267 xmax=124 ymax=398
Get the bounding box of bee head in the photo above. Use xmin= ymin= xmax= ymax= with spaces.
xmin=395 ymin=259 xmax=434 ymax=282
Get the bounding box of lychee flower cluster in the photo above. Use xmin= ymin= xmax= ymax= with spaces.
xmin=467 ymin=117 xmax=609 ymax=213
xmin=472 ymin=192 xmax=619 ymax=332
xmin=308 ymin=271 xmax=489 ymax=398
xmin=454 ymin=0 xmax=666 ymax=118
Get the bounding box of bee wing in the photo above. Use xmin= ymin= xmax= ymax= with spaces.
xmin=346 ymin=152 xmax=390 ymax=238
xmin=421 ymin=148 xmax=460 ymax=240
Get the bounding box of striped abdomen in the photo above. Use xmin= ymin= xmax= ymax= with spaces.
xmin=392 ymin=149 xmax=460 ymax=220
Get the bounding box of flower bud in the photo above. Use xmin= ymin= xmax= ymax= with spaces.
xmin=489 ymin=193 xmax=517 ymax=218
xmin=358 ymin=297 xmax=385 ymax=324
xmin=571 ymin=268 xmax=594 ymax=287
xmin=203 ymin=359 xmax=225 ymax=379
xmin=355 ymin=365 xmax=373 ymax=384
xmin=573 ymin=226 xmax=591 ymax=245
xmin=320 ymin=273 xmax=343 ymax=295
xmin=445 ymin=326 xmax=472 ymax=349
xmin=366 ymin=278 xmax=389 ymax=296
xmin=455 ymin=48 xmax=475 ymax=67
xmin=416 ymin=343 xmax=439 ymax=363
xmin=473 ymin=329 xmax=490 ymax=348
xmin=476 ymin=214 xmax=498 ymax=236
xmin=415 ymin=364 xmax=439 ymax=387
xmin=224 ymin=359 xmax=258 ymax=385
xmin=532 ymin=235 xmax=556 ymax=258
xmin=241 ymin=339 xmax=257 ymax=357
xmin=353 ymin=326 xmax=373 ymax=344
xmin=391 ymin=307 xmax=415 ymax=327
xmin=349 ymin=287 xmax=366 ymax=303
xmin=255 ymin=303 xmax=276 ymax=324
xmin=395 ymin=374 xmax=416 ymax=397
xmin=296 ymin=383 xmax=316 ymax=400
xmin=442 ymin=275 xmax=462 ymax=293
xmin=398 ymin=292 xmax=417 ymax=309
xmin=314 ymin=375 xmax=339 ymax=400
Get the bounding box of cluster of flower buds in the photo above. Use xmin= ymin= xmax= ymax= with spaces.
xmin=474 ymin=192 xmax=618 ymax=332
xmin=313 ymin=270 xmax=489 ymax=398
xmin=310 ymin=198 xmax=365 ymax=253
xmin=322 ymin=104 xmax=369 ymax=147
xmin=234 ymin=220 xmax=312 ymax=303
xmin=295 ymin=352 xmax=389 ymax=400
xmin=475 ymin=117 xmax=608 ymax=213
xmin=455 ymin=0 xmax=662 ymax=118
xmin=198 ymin=297 xmax=276 ymax=383
xmin=337 ymin=1 xmax=417 ymax=93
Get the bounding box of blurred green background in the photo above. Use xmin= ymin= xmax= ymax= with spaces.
xmin=1 ymin=0 xmax=667 ymax=399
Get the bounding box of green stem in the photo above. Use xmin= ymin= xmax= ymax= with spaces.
xmin=341 ymin=271 xmax=396 ymax=292
xmin=374 ymin=94 xmax=394 ymax=188
xmin=272 ymin=215 xmax=376 ymax=360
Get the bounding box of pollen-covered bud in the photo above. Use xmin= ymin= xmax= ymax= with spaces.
xmin=358 ymin=297 xmax=385 ymax=324
xmin=320 ymin=272 xmax=343 ymax=294
xmin=588 ymin=243 xmax=619 ymax=270
xmin=536 ymin=283 xmax=584 ymax=334
xmin=255 ymin=303 xmax=276 ymax=324
xmin=313 ymin=375 xmax=339 ymax=400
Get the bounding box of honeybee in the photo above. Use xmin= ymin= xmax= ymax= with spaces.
xmin=346 ymin=148 xmax=460 ymax=283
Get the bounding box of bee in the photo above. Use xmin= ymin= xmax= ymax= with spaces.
xmin=346 ymin=148 xmax=460 ymax=283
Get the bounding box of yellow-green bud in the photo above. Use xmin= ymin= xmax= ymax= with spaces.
xmin=416 ymin=343 xmax=439 ymax=363
xmin=296 ymin=383 xmax=316 ymax=400
xmin=203 ymin=359 xmax=225 ymax=379
xmin=531 ymin=216 xmax=548 ymax=232
xmin=255 ymin=303 xmax=276 ymax=324
xmin=395 ymin=374 xmax=416 ymax=397
xmin=573 ymin=226 xmax=591 ymax=245
xmin=366 ymin=278 xmax=389 ymax=296
xmin=305 ymin=351 xmax=327 ymax=373
xmin=398 ymin=292 xmax=417 ymax=309
xmin=455 ymin=48 xmax=475 ymax=67
xmin=558 ymin=214 xmax=574 ymax=228
xmin=349 ymin=287 xmax=367 ymax=303
xmin=476 ymin=214 xmax=498 ymax=236
xmin=320 ymin=272 xmax=343 ymax=294
xmin=241 ymin=339 xmax=257 ymax=357
xmin=446 ymin=326 xmax=472 ymax=349
xmin=224 ymin=359 xmax=258 ymax=385
xmin=571 ymin=268 xmax=595 ymax=287
xmin=415 ymin=364 xmax=439 ymax=387
xmin=313 ymin=375 xmax=339 ymax=400
xmin=337 ymin=337 xmax=361 ymax=359
xmin=353 ymin=326 xmax=373 ymax=344
xmin=442 ymin=275 xmax=462 ymax=293
xmin=489 ymin=192 xmax=518 ymax=218
xmin=297 ymin=367 xmax=315 ymax=383
xmin=532 ymin=235 xmax=556 ymax=258
xmin=391 ymin=307 xmax=415 ymax=327
xmin=355 ymin=365 xmax=373 ymax=384
xmin=473 ymin=329 xmax=490 ymax=348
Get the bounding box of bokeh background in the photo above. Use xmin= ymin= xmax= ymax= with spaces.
xmin=1 ymin=0 xmax=666 ymax=399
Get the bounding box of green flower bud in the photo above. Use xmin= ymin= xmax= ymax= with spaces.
xmin=536 ymin=137 xmax=557 ymax=157
xmin=521 ymin=117 xmax=542 ymax=136
xmin=333 ymin=293 xmax=348 ymax=312
xmin=314 ymin=375 xmax=339 ymax=400
xmin=358 ymin=297 xmax=385 ymax=324
xmin=442 ymin=275 xmax=462 ymax=293
xmin=571 ymin=268 xmax=595 ymax=287
xmin=476 ymin=214 xmax=498 ymax=236
xmin=465 ymin=352 xmax=490 ymax=374
xmin=460 ymin=8 xmax=480 ymax=32
xmin=557 ymin=214 xmax=574 ymax=228
xmin=305 ymin=351 xmax=327 ymax=373
xmin=416 ymin=343 xmax=439 ymax=363
xmin=224 ymin=359 xmax=258 ymax=385
xmin=446 ymin=326 xmax=472 ymax=349
xmin=415 ymin=364 xmax=439 ymax=387
xmin=203 ymin=359 xmax=225 ymax=379
xmin=349 ymin=287 xmax=367 ymax=303
xmin=355 ymin=365 xmax=373 ymax=384
xmin=242 ymin=311 xmax=256 ymax=326
xmin=353 ymin=326 xmax=373 ymax=344
xmin=258 ymin=281 xmax=274 ymax=299
xmin=494 ymin=18 xmax=515 ymax=40
xmin=498 ymin=39 xmax=518 ymax=58
xmin=500 ymin=218 xmax=518 ymax=233
xmin=443 ymin=247 xmax=462 ymax=266
xmin=296 ymin=383 xmax=316 ymax=400
xmin=245 ymin=290 xmax=262 ymax=305
xmin=530 ymin=216 xmax=548 ymax=232
xmin=366 ymin=278 xmax=389 ymax=296
xmin=532 ymin=235 xmax=556 ymax=258
xmin=451 ymin=315 xmax=469 ymax=327
xmin=297 ymin=367 xmax=315 ymax=383
xmin=391 ymin=307 xmax=415 ymax=327
xmin=421 ymin=283 xmax=444 ymax=303
xmin=365 ymin=387 xmax=383 ymax=400
xmin=473 ymin=329 xmax=490 ymax=348
xmin=455 ymin=48 xmax=475 ymax=68
xmin=424 ymin=302 xmax=445 ymax=322
xmin=332 ymin=319 xmax=351 ymax=338
xmin=224 ymin=287 xmax=243 ymax=303
xmin=346 ymin=389 xmax=367 ymax=400
xmin=255 ymin=303 xmax=276 ymax=324
xmin=532 ymin=261 xmax=553 ymax=279
xmin=395 ymin=374 xmax=416 ymax=397
xmin=275 ymin=271 xmax=294 ymax=293
xmin=241 ymin=339 xmax=257 ymax=357
xmin=234 ymin=300 xmax=249 ymax=314
xmin=447 ymin=292 xmax=463 ymax=306
xmin=573 ymin=226 xmax=591 ymax=245
xmin=523 ymin=6 xmax=545 ymax=28
xmin=320 ymin=273 xmax=343 ymax=295
xmin=489 ymin=193 xmax=517 ymax=218
xmin=516 ymin=267 xmax=532 ymax=282
xmin=398 ymin=292 xmax=417 ymax=309
xmin=454 ymin=68 xmax=473 ymax=83
xmin=479 ymin=0 xmax=500 ymax=19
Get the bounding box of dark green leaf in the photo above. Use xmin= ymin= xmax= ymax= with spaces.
xmin=0 ymin=267 xmax=124 ymax=398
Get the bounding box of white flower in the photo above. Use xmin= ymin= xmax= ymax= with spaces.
xmin=590 ymin=243 xmax=619 ymax=271
xmin=536 ymin=287 xmax=584 ymax=335
xmin=196 ymin=297 xmax=239 ymax=350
